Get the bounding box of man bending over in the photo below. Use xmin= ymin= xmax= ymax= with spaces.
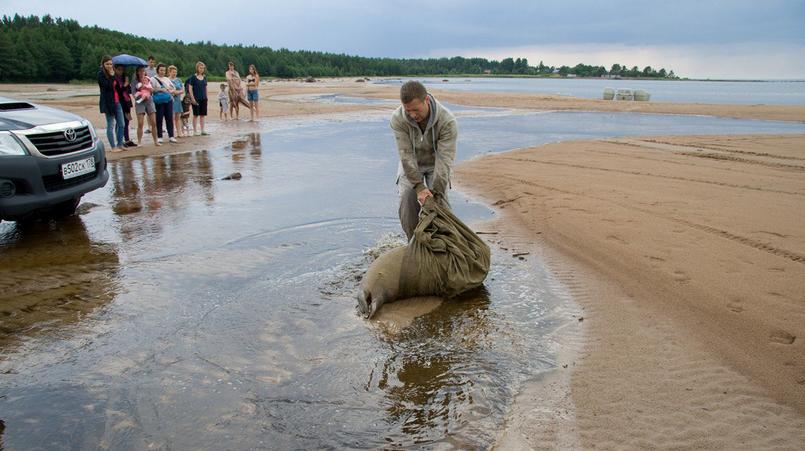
xmin=390 ymin=80 xmax=458 ymax=240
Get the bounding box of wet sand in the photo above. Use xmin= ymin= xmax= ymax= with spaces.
xmin=456 ymin=134 xmax=805 ymax=448
xmin=5 ymin=80 xmax=805 ymax=447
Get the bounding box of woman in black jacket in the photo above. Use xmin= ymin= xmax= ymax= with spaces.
xmin=97 ymin=55 xmax=125 ymax=152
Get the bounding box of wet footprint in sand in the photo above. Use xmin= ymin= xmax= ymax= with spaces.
xmin=672 ymin=270 xmax=690 ymax=284
xmin=769 ymin=330 xmax=796 ymax=345
xmin=726 ymin=298 xmax=744 ymax=313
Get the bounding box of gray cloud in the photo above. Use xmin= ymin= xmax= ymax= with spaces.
xmin=2 ymin=0 xmax=803 ymax=77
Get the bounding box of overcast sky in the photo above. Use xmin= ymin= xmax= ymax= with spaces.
xmin=3 ymin=0 xmax=804 ymax=79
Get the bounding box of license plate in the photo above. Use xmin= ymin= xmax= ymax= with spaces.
xmin=61 ymin=157 xmax=96 ymax=180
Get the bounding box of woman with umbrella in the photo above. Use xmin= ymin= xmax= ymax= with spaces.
xmin=97 ymin=55 xmax=125 ymax=152
xmin=112 ymin=54 xmax=158 ymax=147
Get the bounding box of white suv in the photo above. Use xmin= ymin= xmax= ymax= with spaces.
xmin=0 ymin=96 xmax=108 ymax=222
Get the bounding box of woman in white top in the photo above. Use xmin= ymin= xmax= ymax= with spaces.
xmin=132 ymin=66 xmax=159 ymax=147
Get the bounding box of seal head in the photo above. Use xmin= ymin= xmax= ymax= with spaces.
xmin=357 ymin=246 xmax=405 ymax=318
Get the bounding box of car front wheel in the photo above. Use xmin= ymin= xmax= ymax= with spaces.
xmin=49 ymin=197 xmax=81 ymax=219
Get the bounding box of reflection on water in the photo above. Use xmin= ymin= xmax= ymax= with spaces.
xmin=110 ymin=151 xmax=216 ymax=214
xmin=0 ymin=217 xmax=119 ymax=351
xmin=376 ymin=287 xmax=492 ymax=445
xmin=229 ymin=133 xmax=262 ymax=176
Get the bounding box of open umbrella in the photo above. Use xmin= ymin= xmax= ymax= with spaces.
xmin=111 ymin=54 xmax=147 ymax=67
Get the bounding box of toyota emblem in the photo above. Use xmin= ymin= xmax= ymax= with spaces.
xmin=64 ymin=128 xmax=77 ymax=142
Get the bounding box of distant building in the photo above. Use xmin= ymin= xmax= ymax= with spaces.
xmin=566 ymin=74 xmax=577 ymax=78
xmin=483 ymin=69 xmax=492 ymax=74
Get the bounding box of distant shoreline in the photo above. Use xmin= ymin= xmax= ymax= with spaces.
xmin=376 ymin=74 xmax=805 ymax=83
xmin=3 ymin=75 xmax=803 ymax=85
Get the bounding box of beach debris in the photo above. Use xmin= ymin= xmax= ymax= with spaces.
xmin=512 ymin=252 xmax=530 ymax=258
xmin=633 ymin=89 xmax=651 ymax=101
xmin=305 ymin=76 xmax=316 ymax=83
xmin=578 ymin=316 xmax=584 ymax=322
xmin=604 ymin=87 xmax=650 ymax=101
xmin=615 ymin=88 xmax=634 ymax=101
xmin=355 ymin=78 xmax=365 ymax=82
xmin=492 ymin=196 xmax=521 ymax=206
xmin=476 ymin=231 xmax=499 ymax=235
xmin=222 ymin=172 xmax=242 ymax=181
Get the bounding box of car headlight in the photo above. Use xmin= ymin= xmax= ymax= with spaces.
xmin=0 ymin=132 xmax=27 ymax=156
xmin=84 ymin=120 xmax=98 ymax=141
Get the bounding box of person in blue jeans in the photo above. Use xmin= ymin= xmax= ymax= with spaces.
xmin=151 ymin=63 xmax=178 ymax=144
xmin=168 ymin=65 xmax=186 ymax=137
xmin=246 ymin=64 xmax=260 ymax=121
xmin=97 ymin=55 xmax=125 ymax=152
xmin=113 ymin=64 xmax=136 ymax=147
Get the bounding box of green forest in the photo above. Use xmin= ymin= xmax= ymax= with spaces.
xmin=0 ymin=14 xmax=679 ymax=82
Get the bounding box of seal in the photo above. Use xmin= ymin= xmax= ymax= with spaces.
xmin=357 ymin=196 xmax=491 ymax=319
xmin=357 ymin=246 xmax=406 ymax=319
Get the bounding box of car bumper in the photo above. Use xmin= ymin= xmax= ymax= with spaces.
xmin=0 ymin=140 xmax=108 ymax=219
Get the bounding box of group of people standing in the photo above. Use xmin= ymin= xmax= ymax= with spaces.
xmin=98 ymin=56 xmax=261 ymax=152
xmin=220 ymin=62 xmax=260 ymax=121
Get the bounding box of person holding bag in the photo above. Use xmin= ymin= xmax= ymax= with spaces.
xmin=151 ymin=63 xmax=178 ymax=144
xmin=168 ymin=65 xmax=186 ymax=138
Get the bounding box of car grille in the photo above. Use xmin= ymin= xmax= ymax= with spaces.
xmin=26 ymin=126 xmax=93 ymax=156
xmin=42 ymin=169 xmax=98 ymax=192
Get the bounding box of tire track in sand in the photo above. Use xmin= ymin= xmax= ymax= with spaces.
xmin=465 ymin=168 xmax=805 ymax=265
xmin=497 ymin=157 xmax=805 ymax=196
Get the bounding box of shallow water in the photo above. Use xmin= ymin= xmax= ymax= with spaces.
xmin=375 ymin=77 xmax=805 ymax=105
xmin=2 ymin=108 xmax=805 ymax=449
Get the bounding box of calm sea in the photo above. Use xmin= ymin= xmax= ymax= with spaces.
xmin=375 ymin=77 xmax=805 ymax=105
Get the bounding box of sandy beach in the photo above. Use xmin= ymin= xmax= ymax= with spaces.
xmin=457 ymin=134 xmax=805 ymax=448
xmin=5 ymin=77 xmax=803 ymax=161
xmin=3 ymin=79 xmax=805 ymax=448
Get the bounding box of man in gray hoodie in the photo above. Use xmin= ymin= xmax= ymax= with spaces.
xmin=390 ymin=81 xmax=458 ymax=240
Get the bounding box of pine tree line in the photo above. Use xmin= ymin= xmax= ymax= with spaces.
xmin=0 ymin=14 xmax=679 ymax=82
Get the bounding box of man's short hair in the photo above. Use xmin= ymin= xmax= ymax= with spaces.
xmin=148 ymin=56 xmax=155 ymax=61
xmin=400 ymin=81 xmax=428 ymax=104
